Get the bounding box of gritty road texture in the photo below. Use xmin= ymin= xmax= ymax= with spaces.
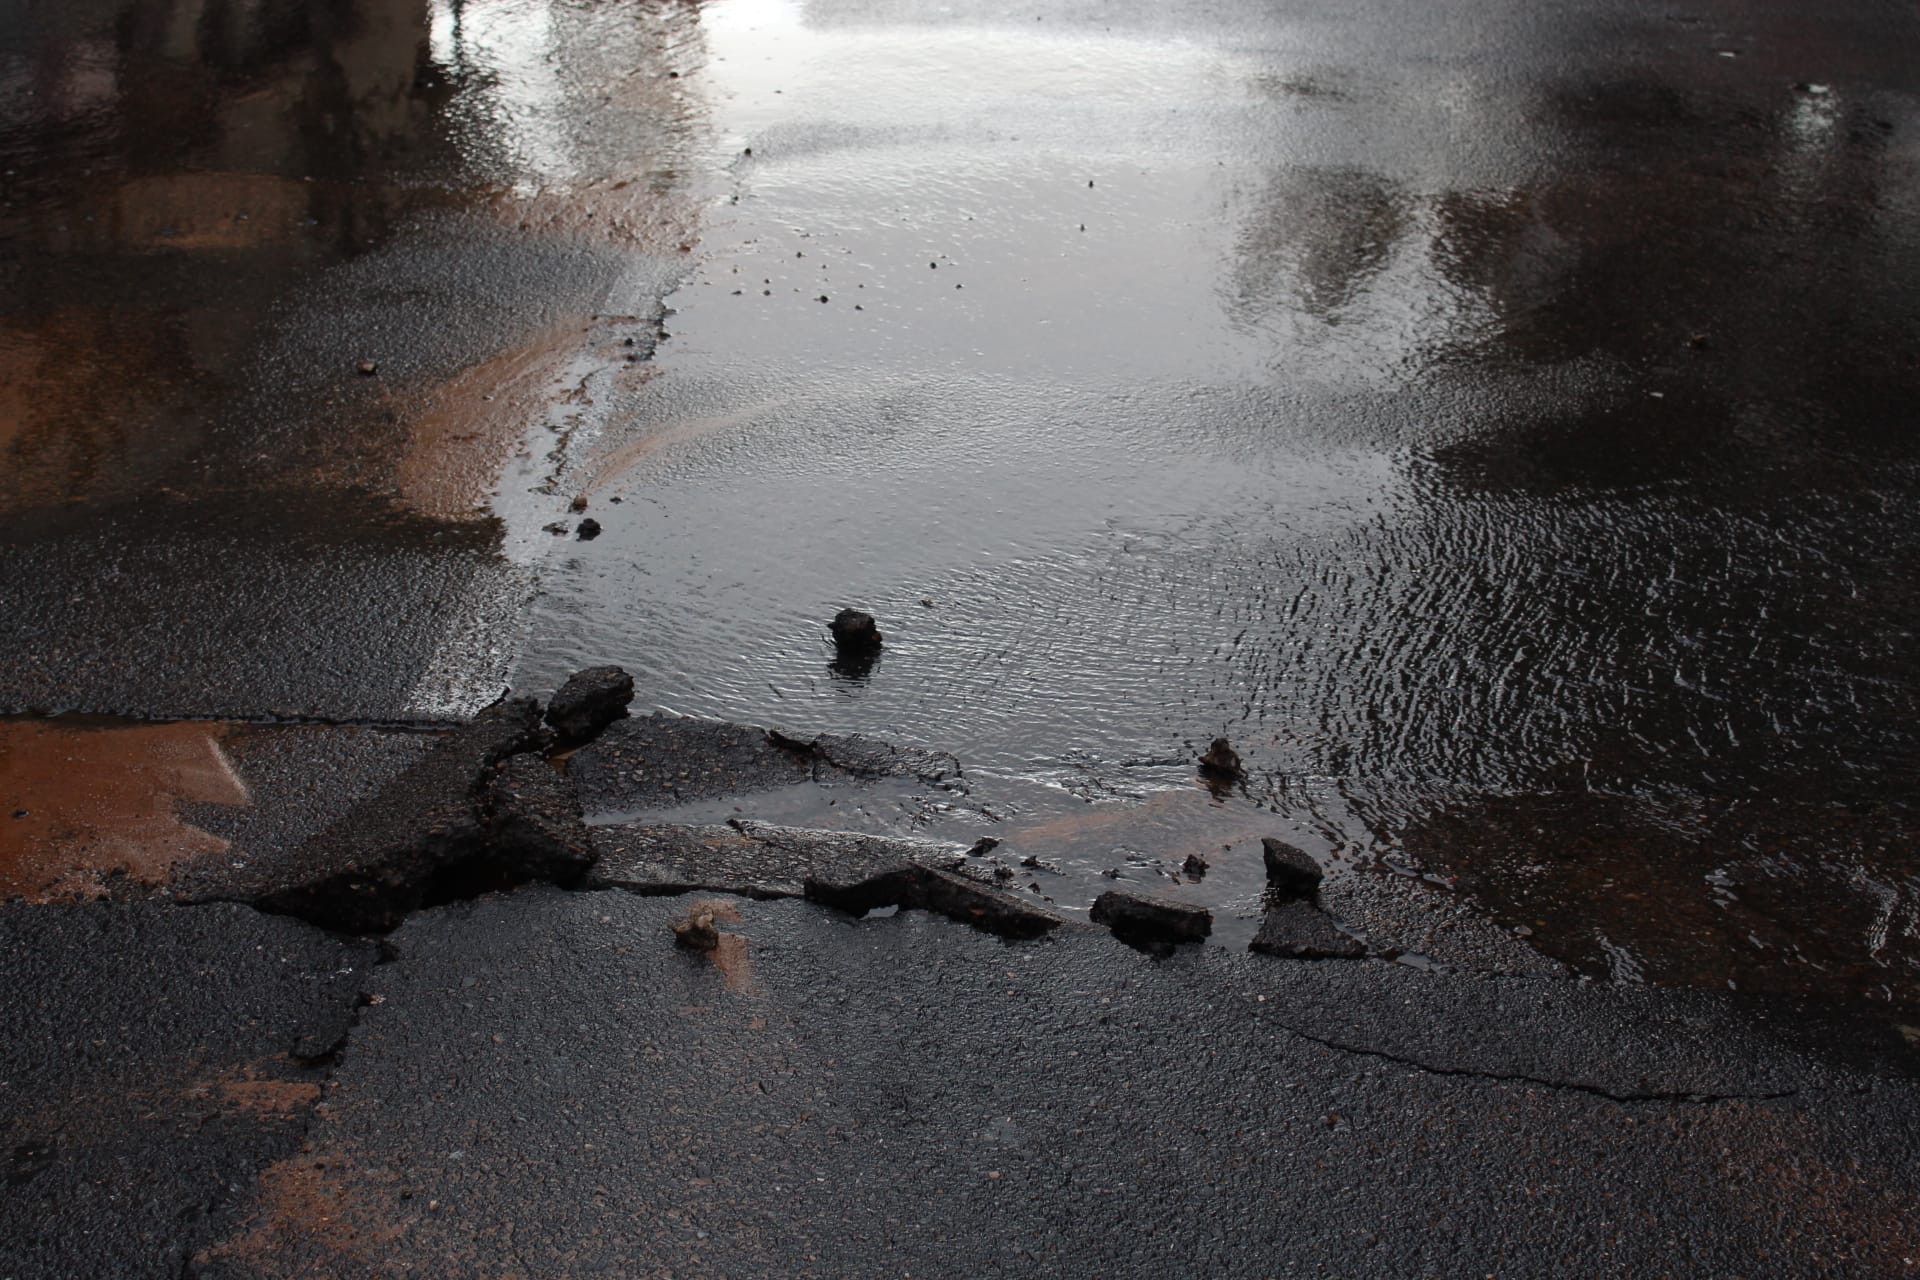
xmin=0 ymin=904 xmax=375 ymax=1280
xmin=159 ymin=889 xmax=1917 ymax=1278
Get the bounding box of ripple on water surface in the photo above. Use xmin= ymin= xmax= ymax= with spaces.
xmin=514 ymin=0 xmax=1920 ymax=1012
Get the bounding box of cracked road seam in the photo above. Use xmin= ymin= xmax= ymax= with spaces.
xmin=1262 ymin=1016 xmax=1801 ymax=1105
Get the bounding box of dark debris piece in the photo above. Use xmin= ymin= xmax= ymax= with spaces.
xmin=828 ymin=608 xmax=883 ymax=654
xmin=1198 ymin=737 xmax=1243 ymax=783
xmin=1261 ymin=837 xmax=1323 ymax=897
xmin=545 ymin=665 xmax=635 ymax=746
xmin=672 ymin=908 xmax=721 ymax=952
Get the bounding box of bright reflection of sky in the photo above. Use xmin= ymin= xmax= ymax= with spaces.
xmin=701 ymin=0 xmax=1236 ymax=148
xmin=429 ymin=0 xmax=574 ymax=192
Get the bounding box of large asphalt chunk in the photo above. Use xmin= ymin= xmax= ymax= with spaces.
xmin=571 ymin=713 xmax=814 ymax=813
xmin=1249 ymin=897 xmax=1368 ymax=959
xmin=248 ymin=696 xmax=543 ymax=933
xmin=0 ymin=902 xmax=374 ymax=1280
xmin=479 ymin=753 xmax=597 ymax=887
xmin=1090 ymin=887 xmax=1213 ymax=953
xmin=1260 ymin=836 xmax=1324 ymax=897
xmin=898 ymin=865 xmax=1065 ymax=939
xmin=543 ymin=665 xmax=635 ymax=746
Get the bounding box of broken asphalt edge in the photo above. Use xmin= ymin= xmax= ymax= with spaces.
xmin=13 ymin=683 xmax=1917 ymax=1214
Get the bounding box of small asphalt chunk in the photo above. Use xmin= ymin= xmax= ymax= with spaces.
xmin=672 ymin=907 xmax=721 ymax=952
xmin=576 ymin=518 xmax=602 ymax=541
xmin=1181 ymin=853 xmax=1209 ymax=879
xmin=1198 ymin=737 xmax=1242 ymax=782
xmin=807 ymin=861 xmax=1062 ymax=940
xmin=1261 ymin=837 xmax=1322 ymax=897
xmin=544 ymin=665 xmax=635 ymax=746
xmin=1249 ymin=899 xmax=1366 ymax=960
xmin=828 ymin=608 xmax=883 ymax=654
xmin=1089 ymin=888 xmax=1211 ymax=953
xmin=587 ymin=820 xmax=1060 ymax=939
xmin=902 ymin=866 xmax=1063 ymax=939
xmin=290 ymin=1004 xmax=357 ymax=1065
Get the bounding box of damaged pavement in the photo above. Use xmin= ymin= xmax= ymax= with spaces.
xmin=7 ymin=0 xmax=1920 ymax=1269
xmin=6 ymin=677 xmax=1920 ymax=1276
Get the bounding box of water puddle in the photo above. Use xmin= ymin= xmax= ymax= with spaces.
xmin=3 ymin=0 xmax=1916 ymax=1016
xmin=497 ymin=0 xmax=1920 ymax=1011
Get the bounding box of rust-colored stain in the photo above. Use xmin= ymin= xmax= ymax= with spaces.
xmin=680 ymin=898 xmax=758 ymax=994
xmin=1008 ymin=787 xmax=1279 ymax=871
xmin=213 ymin=1077 xmax=324 ymax=1116
xmin=0 ymin=312 xmax=209 ymax=512
xmin=104 ymin=172 xmax=319 ymax=253
xmin=397 ymin=322 xmax=584 ymax=520
xmin=0 ymin=720 xmax=250 ymax=902
xmin=689 ymin=898 xmax=743 ymax=926
xmin=1679 ymin=1102 xmax=1920 ymax=1273
xmin=206 ymin=1145 xmax=415 ymax=1274
xmin=710 ymin=933 xmax=758 ymax=994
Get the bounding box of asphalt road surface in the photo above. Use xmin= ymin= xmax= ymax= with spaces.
xmin=3 ymin=0 xmax=1919 ymax=1274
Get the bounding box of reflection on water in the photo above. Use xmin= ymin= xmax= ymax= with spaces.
xmin=1229 ymin=168 xmax=1411 ymax=323
xmin=0 ymin=0 xmax=707 ymax=519
xmin=1392 ymin=790 xmax=1920 ymax=1010
xmin=3 ymin=0 xmax=1917 ymax=1014
xmin=0 ymin=0 xmax=710 ymax=720
xmin=518 ymin=0 xmax=1920 ymax=1011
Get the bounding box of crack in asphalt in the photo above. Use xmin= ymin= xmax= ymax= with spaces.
xmin=1259 ymin=1015 xmax=1801 ymax=1105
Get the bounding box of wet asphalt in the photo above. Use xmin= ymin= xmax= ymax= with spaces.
xmin=7 ymin=0 xmax=1915 ymax=997
xmin=4 ymin=0 xmax=1920 ymax=1273
xmin=6 ymin=892 xmax=1920 ymax=1277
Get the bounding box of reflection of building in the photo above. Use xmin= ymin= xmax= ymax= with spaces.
xmin=0 ymin=1 xmax=457 ymax=513
xmin=0 ymin=1 xmax=452 ymax=510
xmin=0 ymin=0 xmax=708 ymax=518
xmin=1 ymin=0 xmax=442 ymax=257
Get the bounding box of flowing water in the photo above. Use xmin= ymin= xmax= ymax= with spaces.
xmin=3 ymin=0 xmax=1918 ymax=1009
xmin=511 ymin=0 xmax=1920 ymax=1005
